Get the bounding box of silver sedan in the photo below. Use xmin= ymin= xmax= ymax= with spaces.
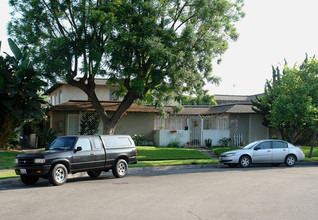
xmin=219 ymin=139 xmax=305 ymax=168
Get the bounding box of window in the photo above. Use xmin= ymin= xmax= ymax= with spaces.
xmin=75 ymin=138 xmax=91 ymax=151
xmin=257 ymin=142 xmax=271 ymax=150
xmin=203 ymin=117 xmax=229 ymax=130
xmin=272 ymin=141 xmax=287 ymax=149
xmin=110 ymin=89 xmax=118 ymax=101
xmin=58 ymin=90 xmax=62 ymax=104
xmin=68 ymin=114 xmax=79 ymax=135
xmin=93 ymin=138 xmax=103 ymax=149
xmin=103 ymin=137 xmax=131 ymax=147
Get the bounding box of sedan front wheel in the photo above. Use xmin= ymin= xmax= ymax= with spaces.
xmin=239 ymin=155 xmax=251 ymax=168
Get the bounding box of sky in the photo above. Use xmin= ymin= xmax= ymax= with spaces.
xmin=1 ymin=0 xmax=318 ymax=96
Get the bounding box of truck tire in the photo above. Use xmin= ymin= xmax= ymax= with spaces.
xmin=87 ymin=170 xmax=102 ymax=178
xmin=21 ymin=175 xmax=39 ymax=185
xmin=112 ymin=159 xmax=128 ymax=178
xmin=49 ymin=164 xmax=68 ymax=186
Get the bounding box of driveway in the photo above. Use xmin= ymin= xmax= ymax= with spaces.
xmin=1 ymin=166 xmax=318 ymax=220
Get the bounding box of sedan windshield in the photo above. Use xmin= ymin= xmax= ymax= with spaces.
xmin=243 ymin=141 xmax=261 ymax=149
xmin=48 ymin=137 xmax=77 ymax=150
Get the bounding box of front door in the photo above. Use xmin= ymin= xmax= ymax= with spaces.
xmin=71 ymin=137 xmax=96 ymax=171
xmin=190 ymin=119 xmax=201 ymax=146
xmin=253 ymin=141 xmax=272 ymax=163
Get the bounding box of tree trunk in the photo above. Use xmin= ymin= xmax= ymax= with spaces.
xmin=67 ymin=77 xmax=140 ymax=135
xmin=309 ymin=130 xmax=317 ymax=158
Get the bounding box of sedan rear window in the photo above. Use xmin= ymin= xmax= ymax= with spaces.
xmin=273 ymin=141 xmax=288 ymax=149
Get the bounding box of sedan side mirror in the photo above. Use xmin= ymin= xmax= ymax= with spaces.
xmin=254 ymin=146 xmax=260 ymax=151
xmin=75 ymin=146 xmax=82 ymax=152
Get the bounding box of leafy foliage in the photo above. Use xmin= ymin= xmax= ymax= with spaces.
xmin=0 ymin=39 xmax=47 ymax=148
xmin=180 ymin=94 xmax=217 ymax=105
xmin=79 ymin=112 xmax=100 ymax=135
xmin=252 ymin=56 xmax=318 ymax=144
xmin=8 ymin=0 xmax=244 ymax=134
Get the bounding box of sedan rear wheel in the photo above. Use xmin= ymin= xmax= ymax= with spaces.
xmin=285 ymin=155 xmax=296 ymax=167
xmin=239 ymin=155 xmax=251 ymax=168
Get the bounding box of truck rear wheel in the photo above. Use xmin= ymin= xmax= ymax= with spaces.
xmin=112 ymin=159 xmax=128 ymax=178
xmin=49 ymin=164 xmax=68 ymax=186
xmin=87 ymin=170 xmax=102 ymax=178
xmin=21 ymin=175 xmax=39 ymax=185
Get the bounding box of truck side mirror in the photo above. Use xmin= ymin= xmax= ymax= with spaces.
xmin=75 ymin=146 xmax=82 ymax=152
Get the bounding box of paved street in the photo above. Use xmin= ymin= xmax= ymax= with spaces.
xmin=1 ymin=166 xmax=318 ymax=220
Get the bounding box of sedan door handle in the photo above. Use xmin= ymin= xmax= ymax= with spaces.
xmin=90 ymin=153 xmax=95 ymax=155
xmin=267 ymin=150 xmax=271 ymax=152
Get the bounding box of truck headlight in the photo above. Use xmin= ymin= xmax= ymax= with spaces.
xmin=34 ymin=158 xmax=45 ymax=164
xmin=15 ymin=159 xmax=18 ymax=164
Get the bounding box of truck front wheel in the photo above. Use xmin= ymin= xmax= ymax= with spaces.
xmin=112 ymin=159 xmax=128 ymax=178
xmin=49 ymin=164 xmax=68 ymax=186
xmin=21 ymin=175 xmax=39 ymax=185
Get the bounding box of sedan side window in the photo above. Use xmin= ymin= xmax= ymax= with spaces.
xmin=75 ymin=138 xmax=92 ymax=151
xmin=273 ymin=141 xmax=288 ymax=149
xmin=257 ymin=142 xmax=271 ymax=150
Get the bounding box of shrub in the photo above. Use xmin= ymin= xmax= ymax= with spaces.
xmin=205 ymin=138 xmax=212 ymax=147
xmin=218 ymin=137 xmax=232 ymax=147
xmin=167 ymin=141 xmax=180 ymax=148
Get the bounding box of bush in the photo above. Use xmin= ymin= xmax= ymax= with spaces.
xmin=205 ymin=138 xmax=212 ymax=147
xmin=167 ymin=141 xmax=180 ymax=148
xmin=218 ymin=137 xmax=232 ymax=147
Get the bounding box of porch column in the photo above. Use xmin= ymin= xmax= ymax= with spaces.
xmin=200 ymin=117 xmax=203 ymax=147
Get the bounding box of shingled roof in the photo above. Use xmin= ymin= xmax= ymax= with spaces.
xmin=203 ymin=103 xmax=255 ymax=115
xmin=47 ymin=100 xmax=159 ymax=113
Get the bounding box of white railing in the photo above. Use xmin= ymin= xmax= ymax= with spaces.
xmin=233 ymin=134 xmax=243 ymax=146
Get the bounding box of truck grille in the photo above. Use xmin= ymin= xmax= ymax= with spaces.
xmin=18 ymin=158 xmax=35 ymax=166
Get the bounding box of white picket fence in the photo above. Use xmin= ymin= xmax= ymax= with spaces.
xmin=233 ymin=134 xmax=243 ymax=146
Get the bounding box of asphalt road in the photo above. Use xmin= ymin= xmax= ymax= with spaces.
xmin=1 ymin=165 xmax=318 ymax=220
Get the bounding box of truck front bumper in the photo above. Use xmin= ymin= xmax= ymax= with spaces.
xmin=15 ymin=165 xmax=51 ymax=176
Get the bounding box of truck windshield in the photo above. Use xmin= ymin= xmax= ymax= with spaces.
xmin=48 ymin=137 xmax=77 ymax=150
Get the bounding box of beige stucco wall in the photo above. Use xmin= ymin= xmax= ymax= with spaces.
xmin=49 ymin=111 xmax=156 ymax=141
xmin=115 ymin=113 xmax=156 ymax=140
xmin=229 ymin=114 xmax=269 ymax=145
xmin=50 ymin=84 xmax=123 ymax=105
xmin=248 ymin=114 xmax=269 ymax=142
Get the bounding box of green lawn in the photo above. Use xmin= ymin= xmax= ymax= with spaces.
xmin=136 ymin=146 xmax=211 ymax=161
xmin=0 ymin=150 xmax=23 ymax=169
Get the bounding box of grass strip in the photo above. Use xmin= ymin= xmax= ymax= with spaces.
xmin=130 ymin=159 xmax=218 ymax=167
xmin=136 ymin=146 xmax=210 ymax=161
xmin=0 ymin=170 xmax=18 ymax=180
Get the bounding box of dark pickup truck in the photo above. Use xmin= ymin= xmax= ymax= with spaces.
xmin=15 ymin=135 xmax=137 ymax=186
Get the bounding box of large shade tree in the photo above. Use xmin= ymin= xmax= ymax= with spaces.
xmin=8 ymin=0 xmax=244 ymax=134
xmin=252 ymin=56 xmax=318 ymax=149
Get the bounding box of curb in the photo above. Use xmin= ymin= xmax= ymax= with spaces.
xmin=0 ymin=164 xmax=219 ymax=187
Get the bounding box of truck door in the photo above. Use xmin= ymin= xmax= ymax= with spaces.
xmin=92 ymin=137 xmax=106 ymax=168
xmin=71 ymin=137 xmax=96 ymax=171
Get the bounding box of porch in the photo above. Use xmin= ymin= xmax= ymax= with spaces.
xmin=153 ymin=116 xmax=231 ymax=147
